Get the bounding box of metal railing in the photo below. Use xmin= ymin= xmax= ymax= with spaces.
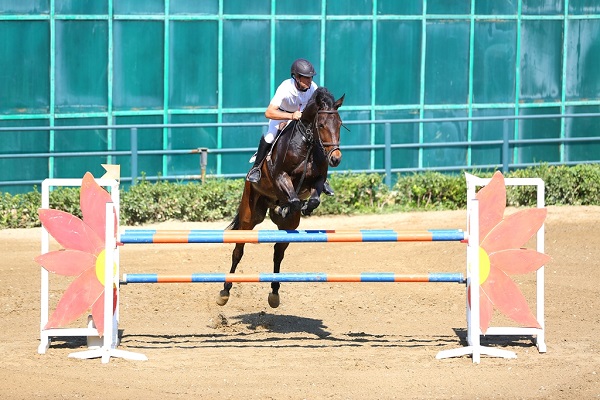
xmin=1 ymin=112 xmax=599 ymax=190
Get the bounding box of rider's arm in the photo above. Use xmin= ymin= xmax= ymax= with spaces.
xmin=265 ymin=103 xmax=301 ymax=121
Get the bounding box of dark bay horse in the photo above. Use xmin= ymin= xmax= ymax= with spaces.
xmin=217 ymin=87 xmax=345 ymax=308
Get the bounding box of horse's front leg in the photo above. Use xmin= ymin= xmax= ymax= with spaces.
xmin=302 ymin=181 xmax=324 ymax=216
xmin=273 ymin=173 xmax=301 ymax=217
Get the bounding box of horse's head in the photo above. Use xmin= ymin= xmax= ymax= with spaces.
xmin=304 ymin=87 xmax=345 ymax=167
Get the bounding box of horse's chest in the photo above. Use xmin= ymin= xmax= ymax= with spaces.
xmin=290 ymin=156 xmax=326 ymax=178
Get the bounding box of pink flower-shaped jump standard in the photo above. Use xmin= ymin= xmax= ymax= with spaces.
xmin=35 ymin=172 xmax=117 ymax=336
xmin=472 ymin=171 xmax=551 ymax=334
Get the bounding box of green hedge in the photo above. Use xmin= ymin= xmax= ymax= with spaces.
xmin=1 ymin=164 xmax=598 ymax=229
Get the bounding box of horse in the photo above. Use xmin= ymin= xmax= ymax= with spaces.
xmin=217 ymin=87 xmax=345 ymax=308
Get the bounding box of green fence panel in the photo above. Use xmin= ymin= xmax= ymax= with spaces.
xmin=471 ymin=108 xmax=514 ymax=166
xmin=522 ymin=0 xmax=563 ymax=15
xmin=224 ymin=0 xmax=270 ymax=15
xmin=566 ymin=19 xmax=600 ymax=101
xmin=425 ymin=20 xmax=470 ymax=105
xmin=170 ymin=1 xmax=218 ymax=14
xmin=565 ymin=105 xmax=600 ymax=162
xmin=2 ymin=2 xmax=600 ymax=193
xmin=475 ymin=0 xmax=517 ymax=14
xmin=518 ymin=107 xmax=561 ymax=164
xmin=423 ymin=110 xmax=468 ymax=168
xmin=336 ymin=110 xmax=372 ymax=171
xmin=53 ymin=117 xmax=107 ymax=178
xmin=569 ymin=0 xmax=600 ymax=13
xmin=327 ymin=0 xmax=372 ymax=15
xmin=276 ymin=0 xmax=321 ymax=15
xmin=376 ymin=20 xmax=422 ymax=105
xmin=375 ymin=110 xmax=420 ymax=170
xmin=325 ymin=20 xmax=372 ymax=106
xmin=55 ymin=0 xmax=107 ymax=14
xmin=222 ymin=20 xmax=270 ymax=108
xmin=0 ymin=1 xmax=48 ymax=14
xmin=55 ymin=20 xmax=108 ymax=113
xmin=519 ymin=20 xmax=563 ymax=102
xmin=114 ymin=115 xmax=163 ymax=179
xmin=169 ymin=114 xmax=218 ymax=177
xmin=221 ymin=113 xmax=265 ymax=175
xmin=113 ymin=21 xmax=164 ymax=111
xmin=428 ymin=0 xmax=470 ymax=14
xmin=0 ymin=21 xmax=50 ymax=114
xmin=169 ymin=21 xmax=219 ymax=109
xmin=275 ymin=20 xmax=321 ymax=81
xmin=0 ymin=119 xmax=49 ymax=193
xmin=377 ymin=1 xmax=422 ymax=15
xmin=114 ymin=0 xmax=164 ymax=14
xmin=473 ymin=21 xmax=517 ymax=104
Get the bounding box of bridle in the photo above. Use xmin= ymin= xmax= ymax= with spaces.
xmin=314 ymin=109 xmax=341 ymax=163
xmin=288 ymin=108 xmax=342 ymax=193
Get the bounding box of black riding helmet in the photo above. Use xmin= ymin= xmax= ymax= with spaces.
xmin=290 ymin=58 xmax=316 ymax=79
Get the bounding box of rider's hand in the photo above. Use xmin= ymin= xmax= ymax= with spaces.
xmin=291 ymin=111 xmax=302 ymax=120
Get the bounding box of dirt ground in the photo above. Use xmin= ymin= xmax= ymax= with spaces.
xmin=1 ymin=206 xmax=599 ymax=399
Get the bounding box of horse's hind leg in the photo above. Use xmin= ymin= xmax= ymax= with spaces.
xmin=267 ymin=242 xmax=289 ymax=308
xmin=217 ymin=183 xmax=268 ymax=306
xmin=268 ymin=210 xmax=301 ymax=308
xmin=216 ymin=242 xmax=245 ymax=306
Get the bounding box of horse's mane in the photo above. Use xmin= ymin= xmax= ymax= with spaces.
xmin=304 ymin=87 xmax=335 ymax=117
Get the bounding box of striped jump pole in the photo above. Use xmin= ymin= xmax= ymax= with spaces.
xmin=121 ymin=272 xmax=466 ymax=284
xmin=119 ymin=229 xmax=467 ymax=244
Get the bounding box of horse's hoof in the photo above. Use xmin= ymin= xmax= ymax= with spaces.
xmin=302 ymin=198 xmax=320 ymax=216
xmin=289 ymin=199 xmax=302 ymax=212
xmin=274 ymin=205 xmax=289 ymax=218
xmin=268 ymin=293 xmax=280 ymax=308
xmin=216 ymin=290 xmax=230 ymax=306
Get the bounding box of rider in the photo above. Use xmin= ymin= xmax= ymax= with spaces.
xmin=246 ymin=58 xmax=334 ymax=196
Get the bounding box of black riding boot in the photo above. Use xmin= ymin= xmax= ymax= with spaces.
xmin=246 ymin=137 xmax=271 ymax=183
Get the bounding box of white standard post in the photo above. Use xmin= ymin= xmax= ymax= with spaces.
xmin=68 ymin=202 xmax=147 ymax=362
xmin=470 ymin=198 xmax=482 ymax=362
xmin=460 ymin=174 xmax=546 ymax=356
xmin=38 ymin=180 xmax=51 ymax=354
xmin=38 ymin=178 xmax=121 ymax=355
xmin=437 ymin=199 xmax=517 ymax=362
xmin=535 ymin=180 xmax=546 ymax=352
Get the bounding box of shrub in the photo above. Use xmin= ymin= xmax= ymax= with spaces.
xmin=1 ymin=164 xmax=598 ymax=229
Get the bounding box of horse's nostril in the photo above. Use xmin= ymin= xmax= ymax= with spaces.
xmin=329 ymin=154 xmax=341 ymax=167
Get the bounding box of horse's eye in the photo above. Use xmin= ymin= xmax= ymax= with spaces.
xmin=318 ymin=123 xmax=324 ymax=128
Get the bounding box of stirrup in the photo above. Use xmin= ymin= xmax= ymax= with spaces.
xmin=246 ymin=167 xmax=261 ymax=183
xmin=323 ymin=180 xmax=334 ymax=196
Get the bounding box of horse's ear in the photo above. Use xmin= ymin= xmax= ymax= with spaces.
xmin=334 ymin=94 xmax=345 ymax=109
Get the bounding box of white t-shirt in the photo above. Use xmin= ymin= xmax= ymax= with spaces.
xmin=270 ymin=78 xmax=318 ymax=113
xmin=264 ymin=79 xmax=318 ymax=141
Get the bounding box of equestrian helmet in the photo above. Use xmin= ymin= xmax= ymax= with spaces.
xmin=291 ymin=58 xmax=316 ymax=78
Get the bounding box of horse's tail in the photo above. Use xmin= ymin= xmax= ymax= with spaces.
xmin=225 ymin=212 xmax=240 ymax=230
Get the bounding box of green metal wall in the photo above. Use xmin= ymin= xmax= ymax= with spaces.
xmin=1 ymin=0 xmax=600 ymax=193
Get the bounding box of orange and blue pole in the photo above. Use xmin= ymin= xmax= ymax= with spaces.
xmin=121 ymin=272 xmax=465 ymax=284
xmin=120 ymin=229 xmax=466 ymax=244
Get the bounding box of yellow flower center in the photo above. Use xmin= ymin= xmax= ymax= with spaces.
xmin=95 ymin=250 xmax=117 ymax=285
xmin=477 ymin=247 xmax=491 ymax=285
